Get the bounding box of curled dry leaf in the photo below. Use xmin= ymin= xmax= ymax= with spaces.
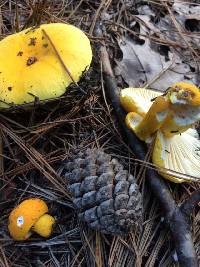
xmin=115 ymin=36 xmax=197 ymax=91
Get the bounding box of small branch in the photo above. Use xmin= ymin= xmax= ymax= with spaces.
xmin=42 ymin=29 xmax=86 ymax=95
xmin=0 ymin=130 xmax=4 ymax=174
xmin=181 ymin=189 xmax=200 ymax=218
xmin=89 ymin=0 xmax=106 ymax=35
xmin=42 ymin=29 xmax=76 ymax=84
xmin=96 ymin=23 xmax=199 ymax=267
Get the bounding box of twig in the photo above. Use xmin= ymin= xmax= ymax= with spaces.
xmin=0 ymin=245 xmax=9 ymax=267
xmin=41 ymin=29 xmax=76 ymax=84
xmin=0 ymin=130 xmax=4 ymax=174
xmin=89 ymin=0 xmax=107 ymax=35
xmin=96 ymin=23 xmax=199 ymax=267
xmin=181 ymin=189 xmax=200 ymax=219
xmin=42 ymin=29 xmax=86 ymax=94
xmin=95 ymin=231 xmax=103 ymax=267
xmin=66 ymin=0 xmax=84 ymax=21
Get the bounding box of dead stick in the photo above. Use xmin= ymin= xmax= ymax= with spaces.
xmin=42 ymin=29 xmax=76 ymax=84
xmin=181 ymin=189 xmax=200 ymax=219
xmin=42 ymin=29 xmax=86 ymax=95
xmin=0 ymin=130 xmax=4 ymax=174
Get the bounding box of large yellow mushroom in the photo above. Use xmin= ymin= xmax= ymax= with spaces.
xmin=0 ymin=23 xmax=92 ymax=108
xmin=8 ymin=198 xmax=55 ymax=240
xmin=120 ymin=83 xmax=200 ymax=183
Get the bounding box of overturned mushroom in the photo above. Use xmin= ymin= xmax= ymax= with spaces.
xmin=8 ymin=198 xmax=55 ymax=240
xmin=120 ymin=83 xmax=200 ymax=183
xmin=0 ymin=23 xmax=92 ymax=108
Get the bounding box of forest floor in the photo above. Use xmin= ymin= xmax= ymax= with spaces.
xmin=0 ymin=1 xmax=200 ymax=266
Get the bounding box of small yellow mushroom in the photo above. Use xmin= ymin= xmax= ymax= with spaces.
xmin=120 ymin=82 xmax=200 ymax=183
xmin=8 ymin=198 xmax=55 ymax=240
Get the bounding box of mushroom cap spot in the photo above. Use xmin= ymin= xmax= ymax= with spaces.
xmin=0 ymin=23 xmax=92 ymax=108
xmin=120 ymin=87 xmax=161 ymax=115
xmin=152 ymin=129 xmax=200 ymax=183
xmin=8 ymin=198 xmax=48 ymax=240
xmin=32 ymin=214 xmax=55 ymax=238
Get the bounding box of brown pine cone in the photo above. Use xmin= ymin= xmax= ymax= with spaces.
xmin=63 ymin=149 xmax=143 ymax=235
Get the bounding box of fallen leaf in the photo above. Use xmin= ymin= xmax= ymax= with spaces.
xmin=115 ymin=36 xmax=197 ymax=91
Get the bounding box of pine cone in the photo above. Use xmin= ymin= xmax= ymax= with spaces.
xmin=63 ymin=149 xmax=143 ymax=235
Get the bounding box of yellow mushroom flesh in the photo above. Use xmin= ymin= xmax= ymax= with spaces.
xmin=120 ymin=88 xmax=168 ymax=142
xmin=133 ymin=96 xmax=170 ymax=142
xmin=160 ymin=105 xmax=200 ymax=138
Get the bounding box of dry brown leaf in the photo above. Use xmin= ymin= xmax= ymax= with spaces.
xmin=115 ymin=36 xmax=196 ymax=91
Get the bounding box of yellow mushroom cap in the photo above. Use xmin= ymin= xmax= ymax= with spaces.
xmin=152 ymin=129 xmax=200 ymax=183
xmin=32 ymin=214 xmax=55 ymax=238
xmin=0 ymin=23 xmax=92 ymax=108
xmin=8 ymin=198 xmax=48 ymax=240
xmin=120 ymin=87 xmax=161 ymax=115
